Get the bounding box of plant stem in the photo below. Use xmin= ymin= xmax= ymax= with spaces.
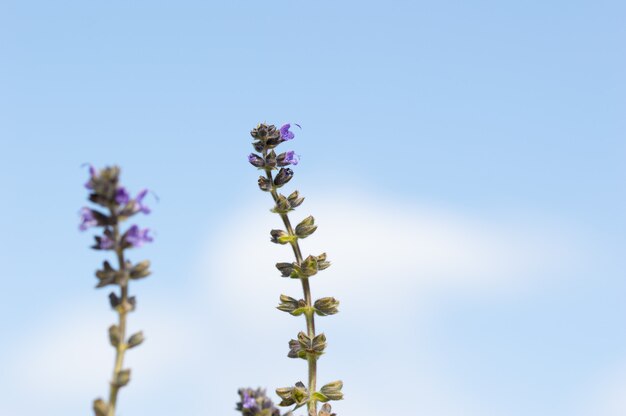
xmin=107 ymin=220 xmax=128 ymax=416
xmin=265 ymin=168 xmax=318 ymax=414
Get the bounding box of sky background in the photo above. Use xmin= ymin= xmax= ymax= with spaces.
xmin=1 ymin=1 xmax=625 ymax=415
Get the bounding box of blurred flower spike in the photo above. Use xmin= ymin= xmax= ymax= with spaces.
xmin=80 ymin=165 xmax=155 ymax=416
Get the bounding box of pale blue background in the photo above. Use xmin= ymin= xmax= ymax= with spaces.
xmin=0 ymin=1 xmax=625 ymax=415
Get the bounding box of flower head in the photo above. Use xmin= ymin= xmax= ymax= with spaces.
xmin=280 ymin=124 xmax=295 ymax=141
xmin=124 ymin=225 xmax=153 ymax=247
xmin=79 ymin=207 xmax=98 ymax=231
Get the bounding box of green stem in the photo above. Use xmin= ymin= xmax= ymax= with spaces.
xmin=107 ymin=220 xmax=129 ymax=416
xmin=265 ymin=167 xmax=318 ymax=414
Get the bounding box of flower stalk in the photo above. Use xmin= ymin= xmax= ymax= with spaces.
xmin=80 ymin=166 xmax=153 ymax=416
xmin=247 ymin=123 xmax=343 ymax=416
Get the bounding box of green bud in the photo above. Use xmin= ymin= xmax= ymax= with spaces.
xmin=295 ymin=216 xmax=317 ymax=238
xmin=314 ymin=297 xmax=340 ymax=316
xmin=127 ymin=331 xmax=145 ymax=348
xmin=108 ymin=325 xmax=121 ymax=347
xmin=114 ymin=369 xmax=131 ymax=387
xmin=93 ymin=398 xmax=109 ymax=416
xmin=270 ymin=229 xmax=295 ymax=245
xmin=320 ymin=381 xmax=344 ymax=401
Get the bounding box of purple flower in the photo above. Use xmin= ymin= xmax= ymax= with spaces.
xmin=242 ymin=392 xmax=256 ymax=410
xmin=134 ymin=189 xmax=151 ymax=214
xmin=284 ymin=151 xmax=299 ymax=166
xmin=124 ymin=225 xmax=153 ymax=247
xmin=115 ymin=187 xmax=130 ymax=205
xmin=84 ymin=165 xmax=96 ymax=189
xmin=97 ymin=235 xmax=115 ymax=250
xmin=280 ymin=124 xmax=295 ymax=141
xmin=79 ymin=207 xmax=98 ymax=231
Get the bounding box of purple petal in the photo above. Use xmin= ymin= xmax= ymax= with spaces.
xmin=134 ymin=189 xmax=151 ymax=214
xmin=115 ymin=187 xmax=130 ymax=205
xmin=280 ymin=124 xmax=295 ymax=141
xmin=79 ymin=207 xmax=98 ymax=231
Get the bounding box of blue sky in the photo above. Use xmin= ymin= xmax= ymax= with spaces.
xmin=0 ymin=1 xmax=625 ymax=415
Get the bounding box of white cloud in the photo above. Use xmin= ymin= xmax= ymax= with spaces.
xmin=203 ymin=191 xmax=576 ymax=317
xmin=6 ymin=191 xmax=583 ymax=416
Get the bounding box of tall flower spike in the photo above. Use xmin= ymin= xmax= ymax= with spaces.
xmin=245 ymin=123 xmax=343 ymax=415
xmin=80 ymin=165 xmax=154 ymax=416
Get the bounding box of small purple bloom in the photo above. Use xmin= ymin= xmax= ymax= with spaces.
xmin=134 ymin=189 xmax=151 ymax=214
xmin=79 ymin=207 xmax=98 ymax=231
xmin=97 ymin=235 xmax=115 ymax=250
xmin=280 ymin=124 xmax=295 ymax=141
xmin=242 ymin=392 xmax=256 ymax=410
xmin=124 ymin=225 xmax=153 ymax=247
xmin=284 ymin=151 xmax=299 ymax=166
xmin=115 ymin=187 xmax=130 ymax=205
xmin=84 ymin=165 xmax=96 ymax=189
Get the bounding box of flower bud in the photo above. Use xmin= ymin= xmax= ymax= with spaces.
xmin=265 ymin=150 xmax=277 ymax=168
xmin=320 ymin=381 xmax=344 ymax=401
xmin=314 ymin=297 xmax=340 ymax=316
xmin=298 ymin=255 xmax=319 ymax=277
xmin=93 ymin=398 xmax=109 ymax=416
xmin=277 ymin=294 xmax=307 ymax=315
xmin=276 ymin=382 xmax=309 ymax=407
xmin=288 ymin=338 xmax=304 ymax=359
xmin=258 ymin=176 xmax=272 ymax=192
xmin=114 ymin=369 xmax=131 ymax=387
xmin=287 ymin=190 xmax=305 ymax=208
xmin=312 ymin=333 xmax=327 ymax=355
xmin=270 ymin=229 xmax=294 ymax=245
xmin=318 ymin=403 xmax=336 ymax=416
xmin=276 ymin=262 xmax=295 ymax=277
xmin=316 ymin=253 xmax=331 ymax=271
xmin=108 ymin=325 xmax=121 ymax=347
xmin=273 ymin=168 xmax=294 ymax=187
xmin=295 ymin=216 xmax=317 ymax=238
xmin=127 ymin=331 xmax=145 ymax=349
xmin=271 ymin=194 xmax=291 ymax=214
xmin=109 ymin=292 xmax=121 ymax=309
xmin=248 ymin=153 xmax=265 ymax=168
xmin=129 ymin=260 xmax=151 ymax=280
